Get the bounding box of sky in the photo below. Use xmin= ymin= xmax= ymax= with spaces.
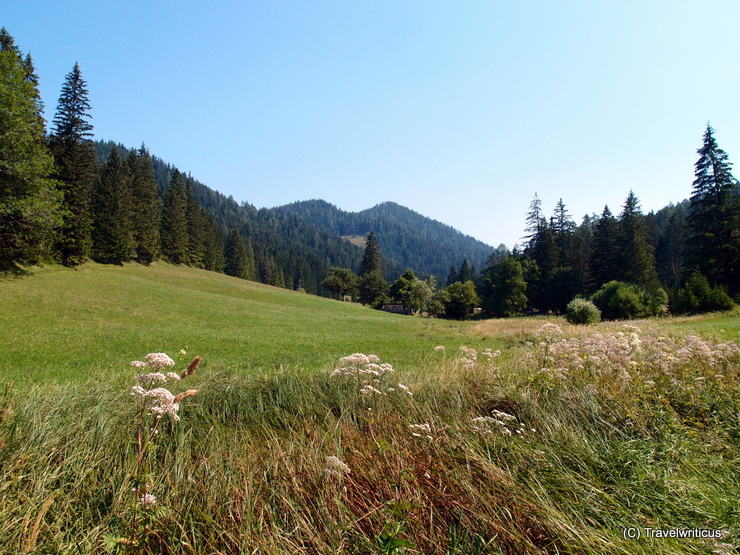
xmin=5 ymin=1 xmax=740 ymax=248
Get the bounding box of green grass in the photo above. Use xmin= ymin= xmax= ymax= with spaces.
xmin=0 ymin=263 xmax=737 ymax=554
xmin=0 ymin=263 xmax=498 ymax=386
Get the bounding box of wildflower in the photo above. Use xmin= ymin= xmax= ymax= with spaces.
xmin=135 ymin=373 xmax=167 ymax=387
xmin=434 ymin=345 xmax=445 ymax=351
xmin=165 ymin=372 xmax=181 ymax=381
xmin=397 ymin=383 xmax=413 ymax=396
xmin=143 ymin=387 xmax=180 ymax=421
xmin=139 ymin=493 xmax=157 ymax=509
xmin=130 ymin=385 xmax=146 ymax=398
xmin=144 ymin=352 xmax=175 ymax=370
xmin=179 ymin=349 xmax=187 ymax=356
xmin=130 ymin=360 xmax=146 ymax=369
xmin=360 ymin=385 xmax=384 ymax=396
xmin=324 ymin=455 xmax=350 ymax=478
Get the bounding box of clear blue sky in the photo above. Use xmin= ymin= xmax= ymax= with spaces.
xmin=5 ymin=1 xmax=739 ymax=247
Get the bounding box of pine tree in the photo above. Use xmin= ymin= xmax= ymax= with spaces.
xmin=590 ymin=206 xmax=619 ymax=288
xmin=552 ymin=199 xmax=575 ymax=264
xmin=458 ymin=259 xmax=474 ymax=283
xmin=160 ymin=170 xmax=189 ymax=264
xmin=655 ymin=212 xmax=686 ymax=290
xmin=523 ymin=193 xmax=546 ymax=246
xmin=50 ymin=62 xmax=98 ymax=266
xmin=185 ymin=179 xmax=206 ymax=268
xmin=686 ymin=124 xmax=739 ymax=293
xmin=617 ymin=191 xmax=658 ymax=289
xmin=127 ymin=146 xmax=160 ymax=264
xmin=358 ymin=231 xmax=381 ymax=275
xmin=203 ymin=222 xmax=224 ymax=272
xmin=224 ymin=227 xmax=248 ymax=278
xmin=91 ymin=146 xmax=132 ymax=263
xmin=0 ymin=31 xmax=62 ymax=268
xmin=446 ymin=265 xmax=459 ymax=286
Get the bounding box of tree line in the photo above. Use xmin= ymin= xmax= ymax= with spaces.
xmin=324 ymin=125 xmax=738 ymax=319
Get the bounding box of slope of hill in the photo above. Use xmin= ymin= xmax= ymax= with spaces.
xmin=0 ymin=262 xmax=493 ymax=386
xmin=274 ymin=199 xmax=496 ymax=279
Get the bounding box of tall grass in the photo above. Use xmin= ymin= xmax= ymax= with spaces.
xmin=0 ymin=324 xmax=737 ymax=554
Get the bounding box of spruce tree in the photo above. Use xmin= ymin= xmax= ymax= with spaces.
xmin=224 ymin=227 xmax=247 ymax=278
xmin=458 ymin=259 xmax=474 ymax=283
xmin=358 ymin=231 xmax=381 ymax=275
xmin=552 ymin=199 xmax=576 ymax=264
xmin=655 ymin=212 xmax=686 ymax=290
xmin=590 ymin=206 xmax=619 ymax=288
xmin=0 ymin=31 xmax=62 ymax=268
xmin=185 ymin=179 xmax=206 ymax=268
xmin=127 ymin=146 xmax=160 ymax=264
xmin=50 ymin=62 xmax=98 ymax=266
xmin=686 ymin=124 xmax=739 ymax=293
xmin=160 ymin=170 xmax=189 ymax=264
xmin=92 ymin=146 xmax=132 ymax=263
xmin=203 ymin=222 xmax=224 ymax=272
xmin=523 ymin=193 xmax=546 ymax=246
xmin=446 ymin=265 xmax=459 ymax=286
xmin=617 ymin=191 xmax=658 ymax=289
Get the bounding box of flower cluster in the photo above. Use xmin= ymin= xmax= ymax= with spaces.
xmin=458 ymin=345 xmax=478 ymax=370
xmin=471 ymin=409 xmax=528 ymax=437
xmin=330 ymin=353 xmax=412 ymax=397
xmin=324 ymin=455 xmax=351 ymax=478
xmin=526 ymin=324 xmax=739 ymax=382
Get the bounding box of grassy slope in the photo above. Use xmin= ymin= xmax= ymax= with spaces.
xmin=0 ymin=263 xmax=497 ymax=386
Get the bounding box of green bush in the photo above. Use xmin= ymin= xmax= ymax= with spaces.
xmin=673 ymin=272 xmax=734 ymax=314
xmin=565 ymin=298 xmax=601 ymax=325
xmin=590 ymin=281 xmax=669 ymax=320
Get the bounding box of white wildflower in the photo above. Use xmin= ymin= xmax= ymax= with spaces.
xmin=130 ymin=360 xmax=146 ymax=369
xmin=166 ymin=372 xmax=181 ymax=381
xmin=144 ymin=352 xmax=175 ymax=370
xmin=143 ymin=387 xmax=180 ymax=421
xmin=139 ymin=493 xmax=157 ymax=509
xmin=136 ymin=372 xmax=167 ymax=387
xmin=433 ymin=345 xmax=445 ymax=351
xmin=324 ymin=455 xmax=350 ymax=478
xmin=409 ymin=423 xmax=433 ymax=440
xmin=397 ymin=383 xmax=413 ymax=396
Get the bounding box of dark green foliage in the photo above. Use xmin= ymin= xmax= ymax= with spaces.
xmin=91 ymin=146 xmax=131 ymax=263
xmin=223 ymin=228 xmax=249 ymax=279
xmin=673 ymin=272 xmax=733 ymax=314
xmin=655 ymin=210 xmax=686 ymax=290
xmin=359 ymin=231 xmax=382 ymax=276
xmin=439 ymin=281 xmax=479 ymax=320
xmin=203 ymin=225 xmax=224 ymax=273
xmin=686 ymin=124 xmax=739 ymax=294
xmin=590 ymin=281 xmax=666 ymax=320
xmin=565 ymin=298 xmax=601 ymax=325
xmin=389 ymin=268 xmax=417 ymax=309
xmin=127 ymin=147 xmax=160 ymax=264
xmin=542 ymin=266 xmax=581 ymax=314
xmin=458 ymin=259 xmax=474 ymax=283
xmin=358 ymin=271 xmax=388 ymax=307
xmin=617 ymin=192 xmax=658 ymax=289
xmin=160 ymin=171 xmax=189 ymax=264
xmin=322 ymin=267 xmax=359 ymax=299
xmin=274 ymin=199 xmax=493 ymax=281
xmin=0 ymin=32 xmax=62 ymax=269
xmin=446 ymin=265 xmax=458 ymax=286
xmin=186 ymin=180 xmax=206 ymax=268
xmin=50 ymin=63 xmax=97 ymax=266
xmin=481 ymin=257 xmax=527 ymax=317
xmin=590 ymin=206 xmax=619 ymax=289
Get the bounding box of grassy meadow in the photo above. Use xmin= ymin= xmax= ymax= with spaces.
xmin=0 ymin=264 xmax=738 ymax=554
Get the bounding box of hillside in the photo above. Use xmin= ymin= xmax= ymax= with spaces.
xmin=274 ymin=199 xmax=499 ymax=280
xmin=96 ymin=142 xmax=496 ymax=284
xmin=0 ymin=262 xmax=493 ymax=386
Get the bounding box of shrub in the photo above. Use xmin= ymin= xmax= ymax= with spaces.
xmin=565 ymin=298 xmax=601 ymax=325
xmin=673 ymin=272 xmax=734 ymax=314
xmin=590 ymin=281 xmax=665 ymax=320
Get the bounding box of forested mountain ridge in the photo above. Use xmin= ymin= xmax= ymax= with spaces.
xmin=95 ymin=141 xmax=364 ymax=293
xmin=273 ymin=199 xmax=496 ymax=280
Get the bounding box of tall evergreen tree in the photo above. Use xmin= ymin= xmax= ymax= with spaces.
xmin=91 ymin=146 xmax=132 ymax=263
xmin=358 ymin=231 xmax=381 ymax=275
xmin=160 ymin=170 xmax=189 ymax=264
xmin=458 ymin=259 xmax=474 ymax=283
xmin=523 ymin=193 xmax=546 ymax=246
xmin=617 ymin=191 xmax=658 ymax=289
xmin=446 ymin=265 xmax=459 ymax=286
xmin=655 ymin=212 xmax=686 ymax=290
xmin=127 ymin=146 xmax=160 ymax=264
xmin=203 ymin=222 xmax=224 ymax=273
xmin=224 ymin=227 xmax=248 ymax=278
xmin=50 ymin=62 xmax=98 ymax=266
xmin=686 ymin=124 xmax=739 ymax=293
xmin=590 ymin=206 xmax=619 ymax=288
xmin=0 ymin=30 xmax=62 ymax=268
xmin=552 ymin=198 xmax=576 ymax=264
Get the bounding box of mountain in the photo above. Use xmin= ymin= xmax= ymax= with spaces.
xmin=273 ymin=200 xmax=496 ymax=280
